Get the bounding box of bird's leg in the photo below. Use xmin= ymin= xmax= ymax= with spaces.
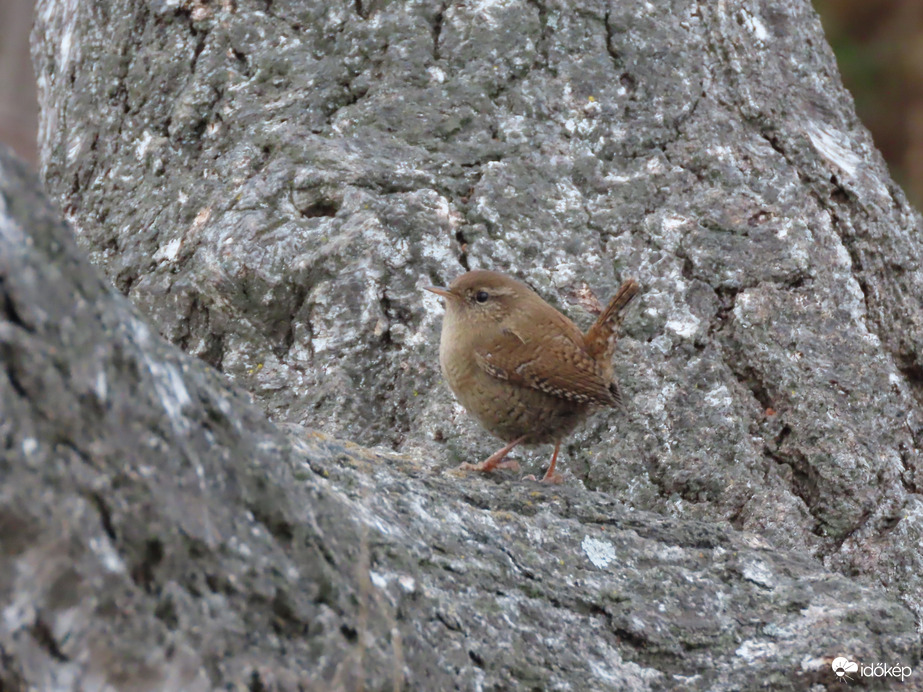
xmin=522 ymin=440 xmax=565 ymax=483
xmin=459 ymin=436 xmax=526 ymax=473
xmin=539 ymin=441 xmax=565 ymax=484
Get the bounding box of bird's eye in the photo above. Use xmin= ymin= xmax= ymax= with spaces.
xmin=475 ymin=291 xmax=489 ymax=303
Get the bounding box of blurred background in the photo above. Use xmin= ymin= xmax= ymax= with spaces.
xmin=2 ymin=0 xmax=922 ymax=207
xmin=0 ymin=0 xmax=38 ymax=166
xmin=814 ymin=0 xmax=923 ymax=208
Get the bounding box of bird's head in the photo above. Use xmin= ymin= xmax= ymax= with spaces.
xmin=425 ymin=270 xmax=532 ymax=327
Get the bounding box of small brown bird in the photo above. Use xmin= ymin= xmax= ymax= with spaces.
xmin=425 ymin=270 xmax=639 ymax=483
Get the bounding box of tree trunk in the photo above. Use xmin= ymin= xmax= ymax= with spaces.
xmin=7 ymin=0 xmax=922 ymax=687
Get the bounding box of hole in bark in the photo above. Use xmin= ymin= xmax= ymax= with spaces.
xmin=130 ymin=539 xmax=165 ymax=592
xmin=300 ymin=200 xmax=340 ymax=218
xmin=0 ymin=279 xmax=29 ymax=331
xmin=248 ymin=670 xmax=267 ymax=692
xmin=468 ymin=650 xmax=485 ymax=667
xmin=455 ymin=230 xmax=470 ymax=270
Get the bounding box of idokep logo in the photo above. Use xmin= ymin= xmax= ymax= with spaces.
xmin=831 ymin=657 xmax=858 ymax=681
xmin=831 ymin=656 xmax=913 ymax=683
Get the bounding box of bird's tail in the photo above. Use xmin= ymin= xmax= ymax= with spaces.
xmin=584 ymin=279 xmax=640 ymax=359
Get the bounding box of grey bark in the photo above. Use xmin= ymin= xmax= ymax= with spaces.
xmin=0 ymin=155 xmax=918 ymax=690
xmin=10 ymin=0 xmax=923 ymax=687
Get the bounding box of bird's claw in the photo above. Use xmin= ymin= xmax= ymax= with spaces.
xmin=458 ymin=459 xmax=521 ymax=473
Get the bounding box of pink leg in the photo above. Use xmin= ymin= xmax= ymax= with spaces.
xmin=539 ymin=441 xmax=564 ymax=484
xmin=458 ymin=436 xmax=526 ymax=473
xmin=523 ymin=440 xmax=565 ymax=484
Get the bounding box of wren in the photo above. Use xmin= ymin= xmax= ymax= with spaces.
xmin=425 ymin=270 xmax=639 ymax=483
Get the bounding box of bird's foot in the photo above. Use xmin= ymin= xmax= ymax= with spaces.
xmin=456 ymin=436 xmax=527 ymax=474
xmin=523 ymin=470 xmax=565 ymax=484
xmin=459 ymin=458 xmax=521 ymax=473
xmin=523 ymin=440 xmax=564 ymax=483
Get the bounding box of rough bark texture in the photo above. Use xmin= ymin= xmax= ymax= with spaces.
xmin=0 ymin=150 xmax=920 ymax=691
xmin=13 ymin=0 xmax=923 ymax=687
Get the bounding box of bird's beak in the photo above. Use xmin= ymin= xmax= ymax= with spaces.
xmin=424 ymin=286 xmax=453 ymax=300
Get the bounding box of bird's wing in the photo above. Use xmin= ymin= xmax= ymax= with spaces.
xmin=474 ymin=326 xmax=620 ymax=406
